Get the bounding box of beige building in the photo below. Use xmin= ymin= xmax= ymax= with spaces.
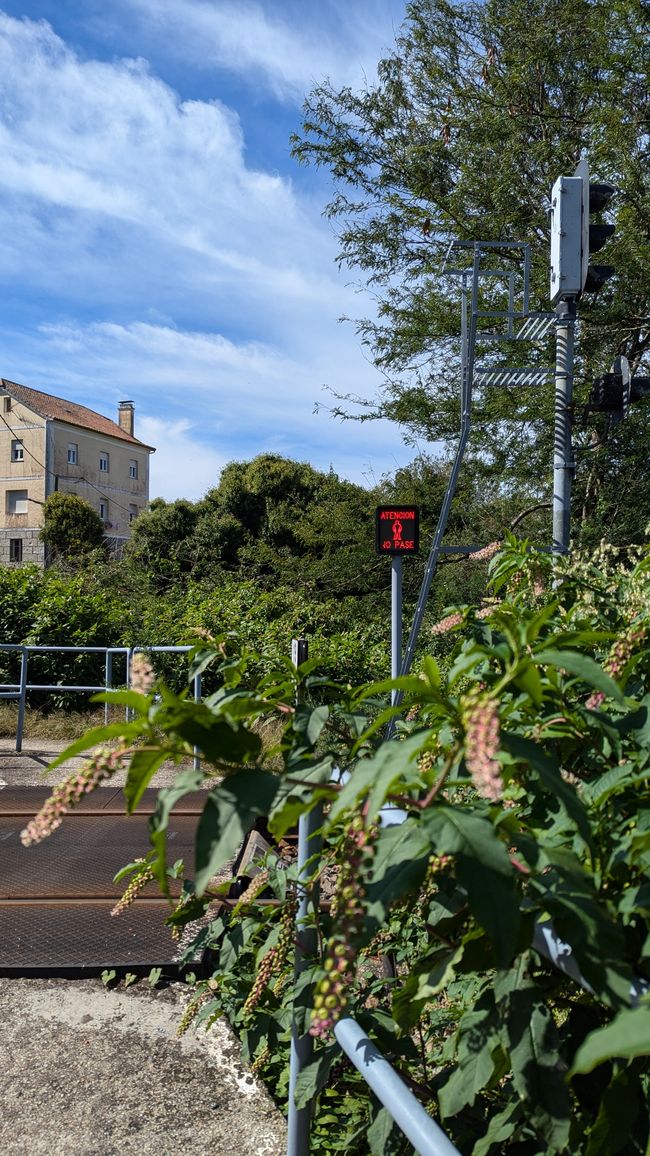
xmin=0 ymin=378 xmax=155 ymax=566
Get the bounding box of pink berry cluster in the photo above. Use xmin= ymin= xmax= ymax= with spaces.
xmin=243 ymin=893 xmax=296 ymax=1017
xmin=470 ymin=540 xmax=501 ymax=563
xmin=586 ymin=625 xmax=647 ymax=710
xmin=111 ymin=859 xmax=155 ymax=916
xmin=129 ymin=651 xmax=156 ymax=694
xmin=431 ymin=611 xmax=463 ymax=636
xmin=462 ymin=694 xmax=503 ymax=801
xmin=310 ymin=818 xmax=375 ymax=1039
xmin=20 ymin=744 xmax=129 ymax=846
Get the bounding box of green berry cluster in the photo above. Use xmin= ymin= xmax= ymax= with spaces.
xmin=110 ymin=860 xmax=155 ymax=917
xmin=310 ymin=817 xmax=375 ymax=1038
xmin=243 ymin=893 xmax=296 ymax=1016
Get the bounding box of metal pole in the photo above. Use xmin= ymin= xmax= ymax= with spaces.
xmin=552 ymin=298 xmax=577 ymax=555
xmin=16 ymin=647 xmax=28 ymax=753
xmin=104 ymin=650 xmax=113 ymax=726
xmin=193 ymin=672 xmax=202 ymax=771
xmin=391 ymin=557 xmax=402 ymax=707
xmin=334 ymin=1017 xmax=461 ymax=1156
xmin=287 ymin=638 xmax=322 ymax=1156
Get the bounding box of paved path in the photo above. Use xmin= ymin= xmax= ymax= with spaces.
xmin=0 ymin=740 xmax=287 ymax=1156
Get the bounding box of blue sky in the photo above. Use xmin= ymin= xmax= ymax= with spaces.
xmin=0 ymin=1 xmax=414 ymax=499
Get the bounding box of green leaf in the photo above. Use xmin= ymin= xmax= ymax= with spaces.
xmin=148 ymin=768 xmax=205 ymax=895
xmin=531 ymin=873 xmax=632 ymax=1008
xmin=124 ymin=748 xmax=171 ymax=814
xmin=438 ymin=989 xmax=502 ymax=1117
xmin=392 ymin=945 xmax=463 ymax=1031
xmin=584 ymin=1069 xmax=642 ymax=1156
xmin=194 ymin=769 xmax=279 ymax=894
xmin=367 ymin=1106 xmax=403 ymax=1156
xmin=306 ymin=705 xmax=330 ymax=745
xmin=502 ymin=732 xmax=593 ymax=849
xmin=328 ymin=732 xmax=425 ymax=823
xmin=46 ymin=721 xmax=143 ymax=771
xmin=293 ymin=1044 xmax=340 ymax=1110
xmin=424 ymin=805 xmax=520 ymax=966
xmin=267 ymin=755 xmax=333 ymax=839
xmin=532 ymin=649 xmax=625 ymax=705
xmin=570 ymin=1007 xmax=650 ymax=1075
xmin=473 ymin=1101 xmax=523 ymax=1156
xmin=496 ymin=961 xmax=571 ymax=1148
xmin=365 ymin=818 xmax=431 ymax=931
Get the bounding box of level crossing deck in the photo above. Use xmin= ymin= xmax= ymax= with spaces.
xmin=0 ymin=786 xmax=207 ymax=975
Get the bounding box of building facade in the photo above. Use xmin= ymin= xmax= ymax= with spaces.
xmin=0 ymin=378 xmax=155 ymax=566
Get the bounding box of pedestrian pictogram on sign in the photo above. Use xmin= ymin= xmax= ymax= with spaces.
xmin=375 ymin=505 xmax=420 ymax=555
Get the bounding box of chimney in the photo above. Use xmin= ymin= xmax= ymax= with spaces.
xmin=118 ymin=400 xmax=134 ymax=437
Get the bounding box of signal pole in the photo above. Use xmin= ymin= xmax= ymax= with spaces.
xmin=552 ymin=297 xmax=576 ymax=555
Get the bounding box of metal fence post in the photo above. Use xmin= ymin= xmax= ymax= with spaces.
xmin=193 ymin=671 xmax=202 ymax=770
xmin=16 ymin=647 xmax=28 ymax=753
xmin=287 ymin=639 xmax=322 ymax=1156
xmin=105 ymin=650 xmax=113 ymax=726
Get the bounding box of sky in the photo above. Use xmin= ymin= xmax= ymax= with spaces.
xmin=0 ymin=0 xmax=415 ymax=500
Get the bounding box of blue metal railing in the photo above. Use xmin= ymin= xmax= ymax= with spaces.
xmin=0 ymin=644 xmax=199 ymax=754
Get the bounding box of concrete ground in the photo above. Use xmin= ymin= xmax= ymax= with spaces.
xmin=0 ymin=740 xmax=287 ymax=1156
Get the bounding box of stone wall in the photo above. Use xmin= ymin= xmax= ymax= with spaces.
xmin=0 ymin=529 xmax=45 ymax=568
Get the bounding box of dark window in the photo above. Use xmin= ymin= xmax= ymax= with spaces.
xmin=11 ymin=440 xmax=24 ymax=462
xmin=3 ymin=397 xmax=11 ymax=412
xmin=9 ymin=538 xmax=22 ymax=563
xmin=99 ymin=453 xmax=109 ymax=472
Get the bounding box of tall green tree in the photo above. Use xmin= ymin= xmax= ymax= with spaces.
xmin=292 ymin=0 xmax=650 ymax=544
xmin=40 ymin=492 xmax=106 ymax=563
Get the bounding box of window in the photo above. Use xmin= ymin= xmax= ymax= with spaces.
xmin=6 ymin=490 xmax=28 ymax=514
xmin=99 ymin=500 xmax=108 ymax=522
xmin=128 ymin=504 xmax=138 ymax=524
xmin=129 ymin=460 xmax=138 ymax=480
xmin=3 ymin=397 xmax=11 ymax=412
xmin=67 ymin=443 xmax=78 ymax=465
xmin=11 ymin=440 xmax=24 ymax=462
xmin=9 ymin=538 xmax=22 ymax=563
xmin=99 ymin=452 xmax=109 ymax=473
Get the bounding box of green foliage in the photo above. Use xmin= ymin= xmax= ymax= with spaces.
xmin=49 ymin=537 xmax=650 ymax=1153
xmin=292 ymin=0 xmax=650 ymax=546
xmin=40 ymin=492 xmax=106 ymax=561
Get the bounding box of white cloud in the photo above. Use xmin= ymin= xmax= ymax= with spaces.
xmin=138 ymin=415 xmax=226 ymax=499
xmin=119 ymin=0 xmax=403 ymax=101
xmin=0 ymin=8 xmax=419 ymax=497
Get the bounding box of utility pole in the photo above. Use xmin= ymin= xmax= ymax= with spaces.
xmin=549 ymin=158 xmax=616 ymax=554
xmin=552 ymin=298 xmax=576 ymax=554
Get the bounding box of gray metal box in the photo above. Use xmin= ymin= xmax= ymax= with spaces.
xmin=550 ymin=175 xmax=582 ymax=303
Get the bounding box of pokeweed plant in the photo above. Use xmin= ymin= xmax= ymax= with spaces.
xmin=25 ymin=537 xmax=650 ymax=1155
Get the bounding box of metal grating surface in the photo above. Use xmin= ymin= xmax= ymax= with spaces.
xmin=0 ymin=786 xmax=206 ymax=815
xmin=1 ymin=814 xmax=197 ymax=898
xmin=0 ymin=901 xmax=184 ymax=972
xmin=0 ymin=788 xmax=209 ymax=973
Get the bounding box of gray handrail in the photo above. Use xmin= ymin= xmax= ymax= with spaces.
xmin=334 ymin=1017 xmax=461 ymax=1156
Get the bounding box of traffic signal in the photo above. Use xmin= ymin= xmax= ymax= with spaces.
xmin=550 ymin=159 xmax=616 ymax=303
xmin=576 ymin=157 xmax=616 ymax=294
xmin=588 ymin=356 xmax=650 ymax=423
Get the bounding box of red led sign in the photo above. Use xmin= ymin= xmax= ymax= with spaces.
xmin=375 ymin=505 xmax=420 ymax=555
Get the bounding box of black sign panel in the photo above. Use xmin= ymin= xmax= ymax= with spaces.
xmin=375 ymin=505 xmax=420 ymax=555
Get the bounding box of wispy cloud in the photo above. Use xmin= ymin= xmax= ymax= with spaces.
xmin=0 ymin=6 xmax=416 ymax=498
xmin=118 ymin=0 xmax=402 ymax=101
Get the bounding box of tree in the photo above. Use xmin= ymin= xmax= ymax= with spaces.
xmin=40 ymin=492 xmax=106 ymax=562
xmin=292 ymin=0 xmax=650 ymax=544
